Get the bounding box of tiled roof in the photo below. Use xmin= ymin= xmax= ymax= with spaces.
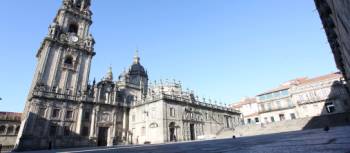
xmin=256 ymin=72 xmax=341 ymax=96
xmin=297 ymin=72 xmax=342 ymax=86
xmin=257 ymin=85 xmax=291 ymax=96
xmin=232 ymin=97 xmax=257 ymax=107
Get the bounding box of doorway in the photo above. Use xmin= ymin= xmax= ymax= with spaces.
xmin=169 ymin=122 xmax=176 ymax=141
xmin=97 ymin=127 xmax=108 ymax=146
xmin=190 ymin=123 xmax=195 ymax=140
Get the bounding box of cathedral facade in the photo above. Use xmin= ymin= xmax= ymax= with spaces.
xmin=15 ymin=0 xmax=240 ymax=151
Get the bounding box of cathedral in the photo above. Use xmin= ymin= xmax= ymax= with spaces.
xmin=15 ymin=0 xmax=240 ymax=151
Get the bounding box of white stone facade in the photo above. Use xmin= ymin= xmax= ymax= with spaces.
xmin=232 ymin=72 xmax=350 ymax=125
xmin=129 ymin=82 xmax=240 ymax=144
xmin=232 ymin=98 xmax=260 ymax=125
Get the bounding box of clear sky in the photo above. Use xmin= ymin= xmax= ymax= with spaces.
xmin=0 ymin=0 xmax=337 ymax=112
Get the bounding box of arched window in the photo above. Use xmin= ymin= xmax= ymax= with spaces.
xmin=64 ymin=55 xmax=73 ymax=65
xmin=68 ymin=23 xmax=79 ymax=34
xmin=75 ymin=0 xmax=82 ymax=9
xmin=7 ymin=126 xmax=14 ymax=134
xmin=0 ymin=125 xmax=5 ymax=134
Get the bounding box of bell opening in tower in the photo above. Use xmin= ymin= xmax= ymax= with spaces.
xmin=68 ymin=23 xmax=79 ymax=34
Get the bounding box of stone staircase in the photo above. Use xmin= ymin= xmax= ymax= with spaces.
xmin=216 ymin=118 xmax=312 ymax=138
xmin=216 ymin=112 xmax=350 ymax=138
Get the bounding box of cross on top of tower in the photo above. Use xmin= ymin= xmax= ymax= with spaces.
xmin=133 ymin=49 xmax=140 ymax=64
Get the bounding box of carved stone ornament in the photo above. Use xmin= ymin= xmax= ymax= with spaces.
xmin=149 ymin=122 xmax=158 ymax=128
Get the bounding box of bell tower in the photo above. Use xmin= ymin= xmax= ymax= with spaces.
xmin=31 ymin=0 xmax=95 ymax=96
xmin=16 ymin=0 xmax=96 ymax=151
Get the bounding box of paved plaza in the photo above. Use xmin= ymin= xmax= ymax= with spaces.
xmin=22 ymin=126 xmax=350 ymax=153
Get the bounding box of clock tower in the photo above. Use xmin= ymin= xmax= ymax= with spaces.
xmin=16 ymin=0 xmax=96 ymax=151
xmin=31 ymin=0 xmax=95 ymax=96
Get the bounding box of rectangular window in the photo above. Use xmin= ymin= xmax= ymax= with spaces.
xmin=132 ymin=115 xmax=135 ymax=122
xmin=254 ymin=117 xmax=259 ymax=123
xmin=64 ymin=126 xmax=70 ymax=136
xmin=84 ymin=111 xmax=90 ymax=121
xmin=267 ymin=103 xmax=272 ymax=111
xmin=281 ymin=90 xmax=288 ymax=96
xmin=287 ymin=99 xmax=293 ymax=107
xmin=270 ymin=116 xmax=275 ymax=122
xmin=49 ymin=125 xmax=57 ymax=136
xmin=52 ymin=109 xmax=60 ymax=118
xmin=260 ymin=104 xmax=265 ymax=112
xmin=276 ymin=101 xmax=282 ymax=109
xmin=273 ymin=92 xmax=280 ymax=98
xmin=266 ymin=94 xmax=272 ymax=99
xmin=259 ymin=95 xmax=265 ymax=101
xmin=170 ymin=108 xmax=175 ymax=117
xmin=279 ymin=114 xmax=285 ymax=121
xmin=81 ymin=126 xmax=89 ymax=137
xmin=290 ymin=113 xmax=296 ymax=120
xmin=66 ymin=110 xmax=73 ymax=119
xmin=247 ymin=118 xmax=251 ymax=124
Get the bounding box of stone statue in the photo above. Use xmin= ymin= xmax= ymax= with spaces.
xmin=48 ymin=22 xmax=60 ymax=38
xmin=85 ymin=34 xmax=94 ymax=48
xmin=63 ymin=0 xmax=73 ymax=8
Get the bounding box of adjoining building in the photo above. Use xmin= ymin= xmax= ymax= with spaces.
xmin=130 ymin=81 xmax=240 ymax=144
xmin=257 ymin=80 xmax=298 ymax=124
xmin=0 ymin=112 xmax=21 ymax=152
xmin=291 ymin=73 xmax=349 ymax=118
xmin=14 ymin=0 xmax=240 ymax=151
xmin=314 ymin=0 xmax=350 ymax=91
xmin=232 ymin=72 xmax=350 ymax=125
xmin=232 ymin=97 xmax=259 ymax=125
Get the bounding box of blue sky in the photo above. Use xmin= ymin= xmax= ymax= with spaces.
xmin=0 ymin=0 xmax=336 ymax=112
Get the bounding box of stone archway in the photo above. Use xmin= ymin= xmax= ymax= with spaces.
xmin=169 ymin=122 xmax=176 ymax=142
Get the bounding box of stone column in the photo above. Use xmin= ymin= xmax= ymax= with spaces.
xmin=111 ymin=109 xmax=118 ymax=146
xmin=4 ymin=124 xmax=8 ymax=135
xmin=121 ymin=108 xmax=127 ymax=141
xmin=113 ymin=91 xmax=117 ymax=105
xmin=58 ymin=103 xmax=68 ymax=136
xmin=43 ymin=104 xmax=53 ymax=136
xmin=75 ymin=103 xmax=84 ymax=134
xmin=89 ymin=105 xmax=99 ymax=138
xmin=27 ymin=102 xmax=40 ymax=135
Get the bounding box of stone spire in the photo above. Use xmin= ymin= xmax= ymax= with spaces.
xmin=103 ymin=66 xmax=113 ymax=81
xmin=133 ymin=49 xmax=140 ymax=64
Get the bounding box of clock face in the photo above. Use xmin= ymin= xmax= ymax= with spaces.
xmin=70 ymin=35 xmax=79 ymax=42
